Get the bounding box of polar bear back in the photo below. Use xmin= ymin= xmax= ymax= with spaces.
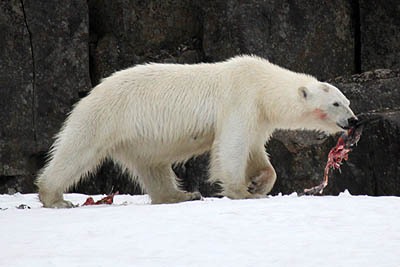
xmin=101 ymin=63 xmax=222 ymax=136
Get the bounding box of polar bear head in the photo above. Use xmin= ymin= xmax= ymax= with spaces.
xmin=298 ymin=81 xmax=357 ymax=134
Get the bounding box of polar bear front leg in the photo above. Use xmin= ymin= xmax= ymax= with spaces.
xmin=246 ymin=149 xmax=277 ymax=195
xmin=209 ymin=113 xmax=253 ymax=199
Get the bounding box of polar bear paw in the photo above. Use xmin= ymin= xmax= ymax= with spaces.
xmin=247 ymin=167 xmax=277 ymax=195
xmin=43 ymin=199 xmax=76 ymax=209
xmin=183 ymin=191 xmax=203 ymax=201
xmin=247 ymin=176 xmax=268 ymax=194
xmin=151 ymin=191 xmax=202 ymax=204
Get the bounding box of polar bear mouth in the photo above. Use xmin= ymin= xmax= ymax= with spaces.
xmin=336 ymin=122 xmax=349 ymax=130
xmin=337 ymin=117 xmax=358 ymax=130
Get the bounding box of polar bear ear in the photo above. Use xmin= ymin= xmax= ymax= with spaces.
xmin=298 ymin=86 xmax=310 ymax=101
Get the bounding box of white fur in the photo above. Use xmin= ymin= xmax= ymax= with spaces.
xmin=36 ymin=55 xmax=356 ymax=207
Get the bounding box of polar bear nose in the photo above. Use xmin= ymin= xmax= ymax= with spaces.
xmin=347 ymin=117 xmax=359 ymax=128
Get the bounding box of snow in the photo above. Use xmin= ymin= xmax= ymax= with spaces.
xmin=1 ymin=191 xmax=399 ymax=267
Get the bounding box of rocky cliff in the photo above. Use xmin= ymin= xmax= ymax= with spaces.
xmin=1 ymin=0 xmax=399 ymax=196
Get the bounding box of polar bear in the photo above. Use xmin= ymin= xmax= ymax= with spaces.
xmin=36 ymin=55 xmax=357 ymax=208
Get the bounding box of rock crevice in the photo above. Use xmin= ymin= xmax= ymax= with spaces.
xmin=352 ymin=0 xmax=361 ymax=74
xmin=20 ymin=0 xmax=37 ymax=144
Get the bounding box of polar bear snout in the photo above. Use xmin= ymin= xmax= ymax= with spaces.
xmin=337 ymin=116 xmax=358 ymax=130
xmin=347 ymin=117 xmax=359 ymax=128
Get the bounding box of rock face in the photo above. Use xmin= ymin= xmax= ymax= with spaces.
xmin=1 ymin=1 xmax=399 ymax=196
xmin=0 ymin=1 xmax=35 ymax=180
xmin=202 ymin=0 xmax=355 ymax=80
xmin=23 ymin=0 xmax=91 ymax=154
xmin=88 ymin=0 xmax=203 ymax=85
xmin=359 ymin=1 xmax=400 ymax=72
xmin=0 ymin=0 xmax=90 ymax=193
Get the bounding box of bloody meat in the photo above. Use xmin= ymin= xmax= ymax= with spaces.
xmin=304 ymin=118 xmax=365 ymax=195
xmin=82 ymin=192 xmax=119 ymax=206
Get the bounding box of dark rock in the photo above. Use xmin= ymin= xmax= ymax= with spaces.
xmin=268 ymin=130 xmax=331 ymax=195
xmin=331 ymin=69 xmax=400 ymax=114
xmin=360 ymin=0 xmax=400 ymax=72
xmin=71 ymin=161 xmax=142 ymax=195
xmin=339 ymin=111 xmax=400 ymax=196
xmin=16 ymin=204 xmax=31 ymax=209
xmin=0 ymin=0 xmax=90 ymax=192
xmin=0 ymin=175 xmax=36 ymax=195
xmin=0 ymin=1 xmax=36 ymax=177
xmin=201 ymin=0 xmax=355 ymax=80
xmin=174 ymin=153 xmax=222 ymax=197
xmin=88 ymin=0 xmax=203 ymax=85
xmin=23 ymin=0 xmax=91 ymax=152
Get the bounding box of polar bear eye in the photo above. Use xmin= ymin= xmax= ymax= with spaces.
xmin=333 ymin=102 xmax=340 ymax=107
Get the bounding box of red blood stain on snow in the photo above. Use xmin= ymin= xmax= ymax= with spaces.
xmin=82 ymin=192 xmax=118 ymax=206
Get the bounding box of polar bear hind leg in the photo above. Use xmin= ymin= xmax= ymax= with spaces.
xmin=37 ymin=140 xmax=105 ymax=208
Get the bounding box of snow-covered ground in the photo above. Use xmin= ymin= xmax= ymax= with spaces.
xmin=1 ymin=191 xmax=399 ymax=267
